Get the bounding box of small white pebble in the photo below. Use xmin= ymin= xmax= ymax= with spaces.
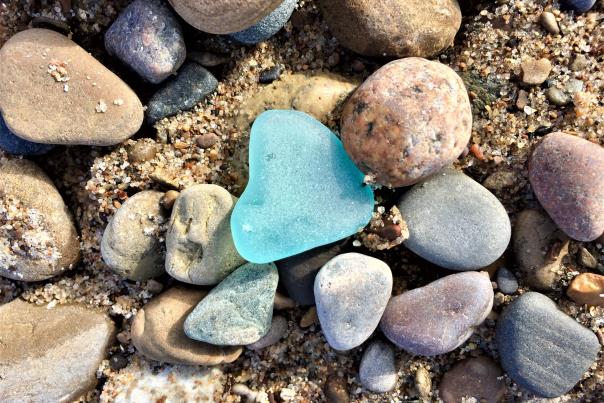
xmin=352 ymin=240 xmax=362 ymax=247
xmin=113 ymin=98 xmax=124 ymax=106
xmin=63 ymin=84 xmax=69 ymax=92
xmin=96 ymin=100 xmax=108 ymax=113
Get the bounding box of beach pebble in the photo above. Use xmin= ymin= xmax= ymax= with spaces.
xmin=529 ymin=132 xmax=604 ymax=242
xmin=105 ymin=0 xmax=186 ymax=84
xmin=359 ymin=340 xmax=398 ymax=393
xmin=397 ymin=169 xmax=511 ymax=270
xmin=439 ymin=356 xmax=506 ymax=403
xmin=169 ymin=0 xmax=283 ymax=34
xmin=0 ymin=299 xmax=114 ymax=402
xmin=380 ymin=272 xmax=493 ymax=356
xmin=0 ymin=29 xmax=143 ymax=146
xmin=277 ymin=240 xmax=347 ymax=305
xmin=513 ymin=209 xmax=568 ymax=290
xmin=259 ymin=65 xmax=284 ymax=84
xmin=317 ymin=0 xmax=461 ymax=58
xmin=166 ymin=184 xmax=245 ymax=285
xmin=540 ymin=11 xmax=559 ymax=34
xmin=0 ymin=115 xmax=54 ymax=156
xmin=521 ymin=58 xmax=552 ymax=85
xmin=131 ymin=286 xmax=242 ymax=365
xmin=247 ymin=315 xmax=288 ymax=350
xmin=184 ymin=262 xmax=279 ymax=345
xmin=230 ymin=0 xmax=296 ymax=44
xmin=341 ymin=58 xmax=472 ymax=188
xmin=567 ymin=273 xmax=604 ymax=306
xmin=562 ymin=0 xmax=596 ymax=13
xmin=324 ymin=375 xmax=350 ymax=403
xmin=314 ymin=253 xmax=393 ymax=351
xmin=546 ymin=86 xmax=571 ymax=106
xmin=196 ymin=133 xmax=220 ymax=149
xmin=579 ymin=246 xmax=598 ymax=269
xmin=101 ymin=190 xmax=167 ymax=281
xmin=496 ymin=267 xmax=518 ymax=294
xmin=496 ymin=292 xmax=600 ymax=397
xmin=0 ymin=158 xmax=79 ymax=281
xmin=146 ymin=63 xmax=218 ymax=124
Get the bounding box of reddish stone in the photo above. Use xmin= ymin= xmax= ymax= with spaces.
xmin=439 ymin=356 xmax=506 ymax=403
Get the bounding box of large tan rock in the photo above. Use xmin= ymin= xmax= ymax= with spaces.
xmin=0 ymin=299 xmax=115 ymax=403
xmin=0 ymin=29 xmax=143 ymax=146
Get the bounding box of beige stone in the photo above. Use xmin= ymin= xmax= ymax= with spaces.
xmin=521 ymin=58 xmax=552 ymax=85
xmin=0 ymin=29 xmax=143 ymax=145
xmin=567 ymin=273 xmax=604 ymax=306
xmin=131 ymin=286 xmax=242 ymax=365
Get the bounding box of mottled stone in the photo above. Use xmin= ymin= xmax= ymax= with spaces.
xmin=567 ymin=273 xmax=604 ymax=306
xmin=314 ymin=253 xmax=392 ymax=350
xmin=105 ymin=0 xmax=186 ymax=84
xmin=131 ymin=286 xmax=242 ymax=365
xmin=496 ymin=292 xmax=600 ymax=397
xmin=496 ymin=267 xmax=518 ymax=294
xmin=439 ymin=357 xmax=506 ymax=403
xmin=359 ymin=340 xmax=398 ymax=393
xmin=380 ymin=272 xmax=493 ymax=356
xmin=0 ymin=158 xmax=79 ymax=281
xmin=521 ymin=58 xmax=552 ymax=85
xmin=184 ymin=262 xmax=279 ymax=345
xmin=397 ymin=170 xmax=511 ymax=270
xmin=317 ymin=0 xmax=461 ymax=58
xmin=0 ymin=115 xmax=54 ymax=156
xmin=101 ymin=190 xmax=167 ymax=281
xmin=146 ymin=63 xmax=218 ymax=124
xmin=231 ymin=0 xmax=296 ymax=44
xmin=529 ymin=132 xmax=604 ymax=242
xmin=165 ymin=184 xmax=245 ymax=285
xmin=0 ymin=299 xmax=114 ymax=402
xmin=0 ymin=29 xmax=143 ymax=146
xmin=168 ymin=0 xmax=283 ymax=34
xmin=246 ymin=315 xmax=288 ymax=350
xmin=341 ymin=59 xmax=472 ymax=188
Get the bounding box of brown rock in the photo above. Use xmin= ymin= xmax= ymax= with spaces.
xmin=300 ymin=306 xmax=318 ymax=328
xmin=529 ymin=132 xmax=604 ymax=242
xmin=161 ymin=190 xmax=180 ymax=210
xmin=567 ymin=273 xmax=604 ymax=306
xmin=128 ymin=140 xmax=159 ymax=163
xmin=131 ymin=286 xmax=242 ymax=365
xmin=0 ymin=158 xmax=79 ymax=281
xmin=0 ymin=29 xmax=143 ymax=146
xmin=317 ymin=0 xmax=461 ymax=58
xmin=0 ymin=299 xmax=114 ymax=402
xmin=196 ymin=133 xmax=220 ymax=148
xmin=540 ymin=11 xmax=560 ymax=34
xmin=579 ymin=247 xmax=598 ymax=269
xmin=439 ymin=356 xmax=506 ymax=403
xmin=341 ymin=58 xmax=472 ymax=188
xmin=168 ymin=0 xmax=282 ymax=34
xmin=274 ymin=291 xmax=297 ymax=310
xmin=324 ymin=375 xmax=350 ymax=403
xmin=521 ymin=58 xmax=552 ymax=85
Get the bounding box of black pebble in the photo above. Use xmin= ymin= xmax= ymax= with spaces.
xmin=109 ymin=353 xmax=129 ymax=370
xmin=259 ymin=66 xmax=283 ymax=84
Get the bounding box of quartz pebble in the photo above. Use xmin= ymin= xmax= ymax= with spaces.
xmin=529 ymin=132 xmax=604 ymax=242
xmin=380 ymin=272 xmax=493 ymax=356
xmin=359 ymin=340 xmax=398 ymax=393
xmin=0 ymin=115 xmax=54 ymax=156
xmin=521 ymin=58 xmax=552 ymax=85
xmin=496 ymin=292 xmax=600 ymax=397
xmin=341 ymin=58 xmax=472 ymax=188
xmin=567 ymin=273 xmax=604 ymax=306
xmin=0 ymin=29 xmax=143 ymax=146
xmin=231 ymin=110 xmax=374 ymax=263
xmin=540 ymin=11 xmax=560 ymax=34
xmin=397 ymin=170 xmax=511 ymax=270
xmin=246 ymin=315 xmax=288 ymax=350
xmin=314 ymin=253 xmax=392 ymax=350
xmin=546 ymin=86 xmax=571 ymax=106
xmin=496 ymin=267 xmax=519 ymax=294
xmin=439 ymin=357 xmax=507 ymax=403
xmin=230 ymin=0 xmax=296 ymax=44
xmin=184 ymin=262 xmax=279 ymax=346
xmin=105 ymin=0 xmax=186 ymax=84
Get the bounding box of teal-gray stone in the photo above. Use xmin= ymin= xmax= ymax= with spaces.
xmin=184 ymin=262 xmax=279 ymax=346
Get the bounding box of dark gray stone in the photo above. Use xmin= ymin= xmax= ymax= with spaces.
xmin=259 ymin=65 xmax=283 ymax=84
xmin=0 ymin=115 xmax=53 ymax=156
xmin=398 ymin=169 xmax=511 ymax=270
xmin=105 ymin=0 xmax=186 ymax=84
xmin=496 ymin=292 xmax=600 ymax=398
xmin=359 ymin=340 xmax=398 ymax=393
xmin=146 ymin=63 xmax=218 ymax=124
xmin=276 ymin=240 xmax=347 ymax=305
xmin=229 ymin=0 xmax=297 ymax=45
xmin=496 ymin=267 xmax=518 ymax=294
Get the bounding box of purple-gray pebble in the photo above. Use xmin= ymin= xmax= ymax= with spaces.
xmin=0 ymin=115 xmax=53 ymax=156
xmin=229 ymin=0 xmax=297 ymax=45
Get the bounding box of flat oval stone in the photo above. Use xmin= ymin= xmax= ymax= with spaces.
xmin=101 ymin=190 xmax=167 ymax=281
xmin=398 ymin=169 xmax=511 ymax=270
xmin=439 ymin=356 xmax=506 ymax=403
xmin=380 ymin=271 xmax=493 ymax=356
xmin=359 ymin=340 xmax=398 ymax=393
xmin=166 ymin=184 xmax=245 ymax=285
xmin=168 ymin=0 xmax=283 ymax=34
xmin=567 ymin=273 xmax=604 ymax=306
xmin=341 ymin=58 xmax=472 ymax=188
xmin=0 ymin=115 xmax=54 ymax=156
xmin=131 ymin=286 xmax=242 ymax=365
xmin=0 ymin=158 xmax=80 ymax=281
xmin=0 ymin=299 xmax=114 ymax=402
xmin=314 ymin=253 xmax=392 ymax=351
xmin=496 ymin=292 xmax=600 ymax=398
xmin=231 ymin=110 xmax=374 ymax=264
xmin=529 ymin=132 xmax=604 ymax=242
xmin=230 ymin=0 xmax=296 ymax=44
xmin=0 ymin=29 xmax=143 ymax=146
xmin=105 ymin=0 xmax=186 ymax=84
xmin=184 ymin=262 xmax=279 ymax=346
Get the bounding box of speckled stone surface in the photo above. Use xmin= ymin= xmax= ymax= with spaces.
xmin=341 ymin=58 xmax=472 ymax=188
xmin=496 ymin=267 xmax=518 ymax=294
xmin=105 ymin=0 xmax=186 ymax=84
xmin=529 ymin=132 xmax=604 ymax=242
xmin=0 ymin=115 xmax=53 ymax=156
xmin=439 ymin=356 xmax=507 ymax=403
xmin=496 ymin=292 xmax=600 ymax=398
xmin=397 ymin=169 xmax=511 ymax=270
xmin=230 ymin=0 xmax=296 ymax=44
xmin=380 ymin=272 xmax=493 ymax=356
xmin=314 ymin=253 xmax=392 ymax=351
xmin=359 ymin=340 xmax=398 ymax=393
xmin=146 ymin=63 xmax=218 ymax=124
xmin=184 ymin=262 xmax=279 ymax=346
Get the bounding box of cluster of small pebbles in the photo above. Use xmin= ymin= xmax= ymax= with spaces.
xmin=1 ymin=0 xmax=604 ymax=402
